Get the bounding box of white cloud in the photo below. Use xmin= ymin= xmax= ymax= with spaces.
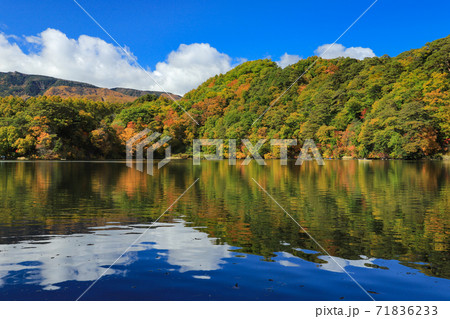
xmin=0 ymin=28 xmax=237 ymax=95
xmin=152 ymin=43 xmax=235 ymax=95
xmin=315 ymin=43 xmax=376 ymax=60
xmin=276 ymin=53 xmax=302 ymax=68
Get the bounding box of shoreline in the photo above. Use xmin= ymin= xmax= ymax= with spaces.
xmin=1 ymin=157 xmax=449 ymax=162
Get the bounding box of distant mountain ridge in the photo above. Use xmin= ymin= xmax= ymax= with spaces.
xmin=0 ymin=71 xmax=181 ymax=102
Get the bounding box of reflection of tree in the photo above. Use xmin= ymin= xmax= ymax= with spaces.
xmin=0 ymin=160 xmax=448 ymax=278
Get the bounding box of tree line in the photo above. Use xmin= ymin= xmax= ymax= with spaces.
xmin=1 ymin=36 xmax=449 ymax=160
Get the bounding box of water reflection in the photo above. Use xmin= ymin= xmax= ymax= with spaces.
xmin=0 ymin=160 xmax=448 ymax=300
xmin=0 ymin=220 xmax=232 ymax=291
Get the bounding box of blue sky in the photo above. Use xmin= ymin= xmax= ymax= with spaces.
xmin=0 ymin=0 xmax=449 ymax=94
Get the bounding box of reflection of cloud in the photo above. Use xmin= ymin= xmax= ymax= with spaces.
xmin=0 ymin=230 xmax=128 ymax=290
xmin=277 ymin=252 xmax=300 ymax=267
xmin=279 ymin=260 xmax=299 ymax=267
xmin=318 ymin=256 xmax=376 ymax=273
xmin=145 ymin=221 xmax=231 ymax=272
xmin=193 ymin=275 xmax=211 ymax=280
xmin=279 ymin=251 xmax=376 ymax=272
xmin=0 ymin=220 xmax=231 ymax=290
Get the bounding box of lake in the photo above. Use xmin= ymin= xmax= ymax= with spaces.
xmin=0 ymin=160 xmax=449 ymax=300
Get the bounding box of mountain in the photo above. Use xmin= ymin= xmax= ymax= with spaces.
xmin=111 ymin=87 xmax=180 ymax=101
xmin=0 ymin=71 xmax=181 ymax=101
xmin=0 ymin=35 xmax=449 ymax=160
xmin=42 ymin=86 xmax=136 ymax=103
xmin=173 ymin=34 xmax=450 ymax=159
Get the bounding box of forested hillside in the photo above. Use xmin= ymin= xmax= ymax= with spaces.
xmin=0 ymin=71 xmax=96 ymax=97
xmin=0 ymin=71 xmax=179 ymax=102
xmin=0 ymin=36 xmax=449 ymax=159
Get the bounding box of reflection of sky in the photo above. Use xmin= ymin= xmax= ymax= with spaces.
xmin=317 ymin=256 xmax=376 ymax=273
xmin=141 ymin=221 xmax=231 ymax=272
xmin=284 ymin=250 xmax=376 ymax=272
xmin=2 ymin=220 xmax=449 ymax=301
xmin=0 ymin=220 xmax=415 ymax=291
xmin=0 ymin=219 xmax=231 ymax=290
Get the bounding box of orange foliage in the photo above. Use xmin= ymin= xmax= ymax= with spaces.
xmin=236 ymin=83 xmax=251 ymax=97
xmin=226 ymin=79 xmax=238 ymax=88
xmin=324 ymin=64 xmax=339 ymax=74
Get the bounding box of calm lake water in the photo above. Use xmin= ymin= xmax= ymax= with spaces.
xmin=0 ymin=160 xmax=449 ymax=301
